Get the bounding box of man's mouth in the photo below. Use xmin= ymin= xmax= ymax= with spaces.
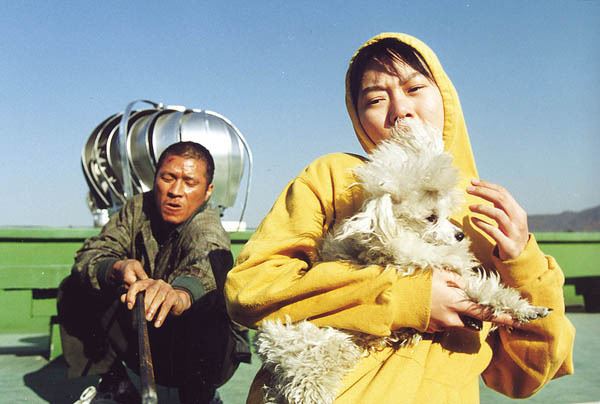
xmin=164 ymin=202 xmax=182 ymax=211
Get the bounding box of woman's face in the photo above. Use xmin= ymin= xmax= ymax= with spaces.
xmin=356 ymin=59 xmax=444 ymax=145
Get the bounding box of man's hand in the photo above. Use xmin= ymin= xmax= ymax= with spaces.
xmin=120 ymin=279 xmax=192 ymax=328
xmin=111 ymin=259 xmax=149 ymax=286
xmin=467 ymin=179 xmax=529 ymax=260
xmin=427 ymin=268 xmax=517 ymax=333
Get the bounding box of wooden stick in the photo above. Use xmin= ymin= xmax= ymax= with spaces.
xmin=135 ymin=291 xmax=158 ymax=404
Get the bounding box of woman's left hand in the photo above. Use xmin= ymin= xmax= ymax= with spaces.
xmin=467 ymin=179 xmax=529 ymax=260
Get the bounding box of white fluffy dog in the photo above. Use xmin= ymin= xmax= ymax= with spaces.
xmin=255 ymin=121 xmax=550 ymax=404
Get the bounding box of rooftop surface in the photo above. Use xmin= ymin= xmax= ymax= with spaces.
xmin=1 ymin=311 xmax=598 ymax=404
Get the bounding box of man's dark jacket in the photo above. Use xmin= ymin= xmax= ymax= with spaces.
xmin=75 ymin=192 xmax=229 ymax=299
xmin=58 ymin=192 xmax=249 ymax=381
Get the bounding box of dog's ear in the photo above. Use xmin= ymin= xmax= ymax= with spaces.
xmin=423 ymin=154 xmax=459 ymax=194
xmin=373 ymin=194 xmax=398 ymax=233
xmin=334 ymin=197 xmax=384 ymax=239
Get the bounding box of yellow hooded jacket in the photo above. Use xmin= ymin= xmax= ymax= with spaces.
xmin=225 ymin=33 xmax=575 ymax=403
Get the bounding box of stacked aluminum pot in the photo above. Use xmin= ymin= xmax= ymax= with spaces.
xmin=81 ymin=100 xmax=252 ymax=226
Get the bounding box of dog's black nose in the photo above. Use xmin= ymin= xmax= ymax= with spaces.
xmin=455 ymin=232 xmax=465 ymax=242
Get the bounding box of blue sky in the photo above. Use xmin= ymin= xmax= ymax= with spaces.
xmin=1 ymin=1 xmax=598 ymax=228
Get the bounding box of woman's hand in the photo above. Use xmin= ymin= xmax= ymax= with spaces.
xmin=467 ymin=179 xmax=529 ymax=261
xmin=427 ymin=268 xmax=516 ymax=332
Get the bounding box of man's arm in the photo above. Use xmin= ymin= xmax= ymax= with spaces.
xmin=123 ymin=244 xmax=232 ymax=328
xmin=73 ymin=201 xmax=138 ymax=290
xmin=121 ymin=278 xmax=192 ymax=327
xmin=123 ymin=211 xmax=232 ymax=328
xmin=170 ymin=208 xmax=232 ymax=304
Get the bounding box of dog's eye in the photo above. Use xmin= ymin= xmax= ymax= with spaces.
xmin=426 ymin=214 xmax=438 ymax=223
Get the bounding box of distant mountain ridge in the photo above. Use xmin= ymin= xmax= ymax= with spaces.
xmin=528 ymin=205 xmax=600 ymax=232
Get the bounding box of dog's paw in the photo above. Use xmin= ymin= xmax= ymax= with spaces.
xmin=519 ymin=306 xmax=552 ymax=322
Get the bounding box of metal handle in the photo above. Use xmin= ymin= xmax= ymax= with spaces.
xmin=134 ymin=292 xmax=158 ymax=404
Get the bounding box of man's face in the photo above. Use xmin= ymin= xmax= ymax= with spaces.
xmin=356 ymin=59 xmax=444 ymax=145
xmin=153 ymin=155 xmax=214 ymax=225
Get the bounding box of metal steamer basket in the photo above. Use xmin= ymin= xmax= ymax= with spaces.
xmin=82 ymin=100 xmax=252 ymax=227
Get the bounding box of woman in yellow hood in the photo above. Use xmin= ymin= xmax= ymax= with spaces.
xmin=225 ymin=33 xmax=575 ymax=403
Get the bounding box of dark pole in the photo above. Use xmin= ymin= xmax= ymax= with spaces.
xmin=135 ymin=292 xmax=158 ymax=404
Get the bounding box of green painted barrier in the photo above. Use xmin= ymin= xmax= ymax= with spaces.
xmin=534 ymin=232 xmax=600 ymax=311
xmin=0 ymin=227 xmax=598 ymax=358
xmin=0 ymin=227 xmax=253 ymax=358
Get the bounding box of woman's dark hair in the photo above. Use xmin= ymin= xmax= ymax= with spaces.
xmin=349 ymin=38 xmax=433 ymax=107
xmin=155 ymin=141 xmax=215 ymax=184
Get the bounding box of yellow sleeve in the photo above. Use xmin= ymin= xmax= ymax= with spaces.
xmin=224 ymin=154 xmax=432 ymax=335
xmin=482 ymin=234 xmax=575 ymax=398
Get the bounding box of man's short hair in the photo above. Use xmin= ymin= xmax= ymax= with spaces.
xmin=155 ymin=141 xmax=215 ymax=184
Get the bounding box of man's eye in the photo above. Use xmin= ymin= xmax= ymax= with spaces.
xmin=426 ymin=214 xmax=438 ymax=223
xmin=367 ymin=98 xmax=382 ymax=105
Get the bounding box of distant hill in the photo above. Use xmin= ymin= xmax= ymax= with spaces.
xmin=528 ymin=205 xmax=600 ymax=232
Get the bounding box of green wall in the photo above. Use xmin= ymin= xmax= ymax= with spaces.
xmin=0 ymin=228 xmax=598 ymax=334
xmin=0 ymin=228 xmax=252 ymax=334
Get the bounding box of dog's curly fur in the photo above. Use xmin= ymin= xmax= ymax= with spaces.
xmin=255 ymin=318 xmax=362 ymax=404
xmin=255 ymin=121 xmax=550 ymax=403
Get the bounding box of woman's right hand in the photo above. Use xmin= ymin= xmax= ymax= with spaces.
xmin=427 ymin=268 xmax=516 ymax=333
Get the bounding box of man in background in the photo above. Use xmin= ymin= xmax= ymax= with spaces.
xmin=59 ymin=141 xmax=250 ymax=404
